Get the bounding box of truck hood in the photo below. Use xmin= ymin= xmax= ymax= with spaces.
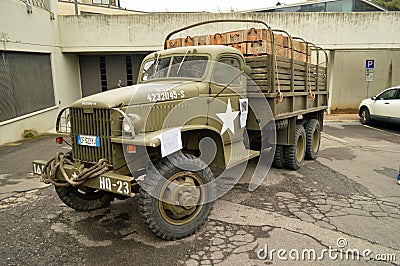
xmin=71 ymin=81 xmax=202 ymax=108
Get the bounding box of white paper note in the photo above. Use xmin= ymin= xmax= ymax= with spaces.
xmin=239 ymin=98 xmax=248 ymax=128
xmin=160 ymin=127 xmax=182 ymax=157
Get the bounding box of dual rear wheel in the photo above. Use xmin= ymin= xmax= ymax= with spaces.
xmin=272 ymin=119 xmax=321 ymax=170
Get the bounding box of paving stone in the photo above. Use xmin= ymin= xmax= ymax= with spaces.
xmin=229 ymin=233 xmax=254 ymax=243
xmin=293 ymin=211 xmax=316 ymax=223
xmin=209 ymin=246 xmax=219 ymax=252
xmin=185 ymin=259 xmax=198 ymax=266
xmin=233 ymin=241 xmax=258 ymax=253
xmin=224 ymin=231 xmax=234 ymax=237
xmin=211 ymin=237 xmax=224 ymax=246
xmin=236 ymin=230 xmax=247 ymax=235
xmin=210 ymin=251 xmax=224 ymax=260
xmin=276 ymin=192 xmax=296 ymax=199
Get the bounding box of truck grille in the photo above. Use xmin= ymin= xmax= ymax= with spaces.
xmin=70 ymin=107 xmax=112 ymax=163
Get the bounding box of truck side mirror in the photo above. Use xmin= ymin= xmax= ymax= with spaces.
xmin=243 ymin=65 xmax=252 ymax=76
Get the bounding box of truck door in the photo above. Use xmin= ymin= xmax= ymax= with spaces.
xmin=210 ymin=56 xmax=246 ymax=141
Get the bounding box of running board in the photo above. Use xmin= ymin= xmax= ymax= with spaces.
xmin=224 ymin=141 xmax=260 ymax=169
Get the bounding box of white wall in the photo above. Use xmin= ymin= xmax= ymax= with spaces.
xmin=58 ymin=12 xmax=400 ymax=52
xmin=330 ymin=50 xmax=400 ymax=109
xmin=0 ymin=0 xmax=81 ymax=145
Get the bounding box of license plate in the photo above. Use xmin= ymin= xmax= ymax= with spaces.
xmin=77 ymin=134 xmax=100 ymax=147
xmin=33 ymin=161 xmax=45 ymax=175
xmin=98 ymin=176 xmax=131 ymax=196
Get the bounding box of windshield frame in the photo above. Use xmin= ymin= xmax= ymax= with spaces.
xmin=139 ymin=53 xmax=210 ymax=83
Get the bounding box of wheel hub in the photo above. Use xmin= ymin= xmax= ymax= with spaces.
xmin=161 ymin=172 xmax=202 ymax=221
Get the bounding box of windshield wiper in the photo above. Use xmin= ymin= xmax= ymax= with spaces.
xmin=176 ymin=49 xmax=190 ymax=74
xmin=154 ymin=53 xmax=160 ymax=75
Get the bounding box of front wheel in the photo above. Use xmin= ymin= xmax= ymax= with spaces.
xmin=139 ymin=153 xmax=215 ymax=240
xmin=360 ymin=107 xmax=371 ymax=125
xmin=55 ymin=186 xmax=114 ymax=211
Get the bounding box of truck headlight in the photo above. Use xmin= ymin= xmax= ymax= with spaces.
xmin=122 ymin=114 xmax=135 ymax=138
xmin=122 ymin=120 xmax=131 ymax=133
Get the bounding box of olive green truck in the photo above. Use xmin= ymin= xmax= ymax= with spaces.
xmin=32 ymin=20 xmax=328 ymax=240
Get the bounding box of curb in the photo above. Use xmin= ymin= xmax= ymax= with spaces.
xmin=324 ymin=120 xmax=360 ymax=123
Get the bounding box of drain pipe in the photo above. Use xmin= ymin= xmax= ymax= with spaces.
xmin=74 ymin=0 xmax=79 ymax=15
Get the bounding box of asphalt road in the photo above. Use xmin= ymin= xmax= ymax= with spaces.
xmin=0 ymin=122 xmax=399 ymax=265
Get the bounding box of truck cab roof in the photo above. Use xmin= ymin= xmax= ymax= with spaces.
xmin=145 ymin=45 xmax=245 ymax=61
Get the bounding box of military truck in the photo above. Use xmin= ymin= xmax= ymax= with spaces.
xmin=32 ymin=20 xmax=328 ymax=240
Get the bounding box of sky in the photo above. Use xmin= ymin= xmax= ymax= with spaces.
xmin=119 ymin=0 xmax=300 ymax=12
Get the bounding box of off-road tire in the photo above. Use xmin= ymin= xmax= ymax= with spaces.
xmin=305 ymin=119 xmax=321 ymax=160
xmin=272 ymin=145 xmax=286 ymax=168
xmin=360 ymin=107 xmax=371 ymax=125
xmin=55 ymin=186 xmax=114 ymax=211
xmin=285 ymin=125 xmax=306 ymax=170
xmin=139 ymin=153 xmax=215 ymax=240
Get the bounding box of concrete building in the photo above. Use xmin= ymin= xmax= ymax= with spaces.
xmin=58 ymin=0 xmax=145 ymax=15
xmin=243 ymin=0 xmax=387 ymax=13
xmin=0 ymin=0 xmax=399 ymax=145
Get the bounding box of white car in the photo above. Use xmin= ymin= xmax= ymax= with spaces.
xmin=358 ymin=86 xmax=400 ymax=125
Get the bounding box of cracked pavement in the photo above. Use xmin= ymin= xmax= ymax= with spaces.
xmin=0 ymin=123 xmax=399 ymax=265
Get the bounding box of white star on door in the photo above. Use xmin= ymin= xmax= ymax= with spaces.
xmin=216 ymin=99 xmax=239 ymax=134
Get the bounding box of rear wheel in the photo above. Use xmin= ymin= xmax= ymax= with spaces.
xmin=55 ymin=186 xmax=114 ymax=211
xmin=272 ymin=145 xmax=286 ymax=168
xmin=139 ymin=153 xmax=215 ymax=240
xmin=305 ymin=119 xmax=321 ymax=160
xmin=360 ymin=107 xmax=371 ymax=125
xmin=285 ymin=125 xmax=306 ymax=170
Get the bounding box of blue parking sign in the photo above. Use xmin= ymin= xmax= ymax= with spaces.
xmin=366 ymin=60 xmax=374 ymax=69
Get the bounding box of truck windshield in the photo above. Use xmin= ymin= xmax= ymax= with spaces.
xmin=141 ymin=55 xmax=208 ymax=81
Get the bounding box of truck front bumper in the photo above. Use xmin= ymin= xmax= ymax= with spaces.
xmin=32 ymin=160 xmax=135 ymax=197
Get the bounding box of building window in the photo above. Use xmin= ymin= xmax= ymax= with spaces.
xmin=353 ymin=0 xmax=382 ymax=11
xmin=126 ymin=56 xmax=133 ymax=86
xmin=100 ymin=56 xmax=107 ymax=92
xmin=93 ymin=0 xmax=110 ymax=5
xmin=0 ymin=51 xmax=55 ymax=123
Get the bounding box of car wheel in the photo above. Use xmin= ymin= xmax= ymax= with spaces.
xmin=360 ymin=107 xmax=371 ymax=125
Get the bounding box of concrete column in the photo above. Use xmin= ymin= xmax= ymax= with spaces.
xmin=327 ymin=50 xmax=335 ymax=114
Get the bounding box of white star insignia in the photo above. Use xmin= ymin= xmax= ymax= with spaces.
xmin=216 ymin=99 xmax=239 ymax=134
xmin=71 ymin=172 xmax=78 ymax=180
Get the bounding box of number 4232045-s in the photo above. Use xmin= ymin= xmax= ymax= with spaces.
xmin=147 ymin=90 xmax=185 ymax=102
